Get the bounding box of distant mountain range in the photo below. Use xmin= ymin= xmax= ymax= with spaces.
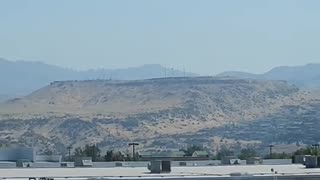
xmin=1 ymin=57 xmax=320 ymax=153
xmin=2 ymin=57 xmax=320 ymax=102
xmin=0 ymin=58 xmax=196 ymax=101
xmin=217 ymin=63 xmax=320 ymax=89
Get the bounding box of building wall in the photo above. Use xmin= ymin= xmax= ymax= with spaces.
xmin=93 ymin=162 xmax=149 ymax=168
xmin=91 ymin=160 xmax=292 ymax=168
xmin=75 ymin=157 xmax=93 ymax=167
xmin=103 ymin=175 xmax=320 ymax=180
xmin=262 ymin=159 xmax=292 ymax=165
xmin=32 ymin=162 xmax=61 ymax=168
xmin=0 ymin=162 xmax=16 ymax=168
xmin=35 ymin=155 xmax=62 ymax=163
xmin=140 ymin=156 xmax=210 ymax=161
xmin=0 ymin=147 xmax=35 ymax=162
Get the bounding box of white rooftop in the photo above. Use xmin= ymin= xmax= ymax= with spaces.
xmin=1 ymin=164 xmax=320 ymax=179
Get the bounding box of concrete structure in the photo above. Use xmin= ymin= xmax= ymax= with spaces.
xmin=0 ymin=147 xmax=68 ymax=168
xmin=35 ymin=155 xmax=62 ymax=163
xmin=0 ymin=147 xmax=93 ymax=169
xmin=32 ymin=155 xmax=63 ymax=168
xmin=16 ymin=159 xmax=32 ymax=168
xmin=0 ymin=147 xmax=35 ymax=162
xmin=32 ymin=162 xmax=61 ymax=168
xmin=92 ymin=160 xmax=221 ymax=168
xmin=305 ymin=156 xmax=318 ymax=168
xmin=148 ymin=160 xmax=161 ymax=173
xmin=0 ymin=161 xmax=16 ymax=168
xmin=294 ymin=155 xmax=320 ymax=168
xmin=172 ymin=160 xmax=221 ymax=166
xmin=139 ymin=151 xmax=210 ymax=161
xmin=61 ymin=162 xmax=75 ymax=168
xmin=221 ymin=156 xmax=242 ymax=165
xmin=2 ymin=164 xmax=320 ymax=179
xmin=139 ymin=151 xmax=182 ymax=160
xmin=262 ymin=159 xmax=292 ymax=165
xmin=147 ymin=160 xmax=171 ymax=173
xmin=294 ymin=155 xmax=307 ymax=164
xmin=74 ymin=157 xmax=93 ymax=167
xmin=0 ymin=157 xmax=296 ymax=169
xmin=247 ymin=157 xmax=263 ymax=165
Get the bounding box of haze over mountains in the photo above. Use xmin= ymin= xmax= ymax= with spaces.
xmin=0 ymin=58 xmax=196 ymax=101
xmin=2 ymin=58 xmax=320 ymax=102
xmin=217 ymin=63 xmax=320 ymax=89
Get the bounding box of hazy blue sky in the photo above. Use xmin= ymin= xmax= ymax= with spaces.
xmin=1 ymin=0 xmax=320 ymax=75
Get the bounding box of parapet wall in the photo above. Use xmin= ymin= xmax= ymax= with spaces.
xmin=35 ymin=155 xmax=62 ymax=163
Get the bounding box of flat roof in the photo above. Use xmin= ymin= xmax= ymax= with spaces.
xmin=0 ymin=161 xmax=15 ymax=163
xmin=1 ymin=164 xmax=320 ymax=179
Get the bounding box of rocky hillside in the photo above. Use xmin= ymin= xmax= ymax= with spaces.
xmin=0 ymin=77 xmax=318 ymax=154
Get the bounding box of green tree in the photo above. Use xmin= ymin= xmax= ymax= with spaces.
xmin=105 ymin=150 xmax=113 ymax=162
xmin=124 ymin=152 xmax=134 ymax=161
xmin=74 ymin=147 xmax=84 ymax=157
xmin=239 ymin=148 xmax=257 ymax=160
xmin=43 ymin=148 xmax=54 ymax=155
xmin=269 ymin=152 xmax=291 ymax=159
xmin=0 ymin=143 xmax=7 ymax=148
xmin=112 ymin=151 xmax=125 ymax=161
xmin=293 ymin=146 xmax=319 ymax=156
xmin=216 ymin=147 xmax=234 ymax=160
xmin=73 ymin=144 xmax=101 ymax=161
xmin=181 ymin=144 xmax=204 ymax=156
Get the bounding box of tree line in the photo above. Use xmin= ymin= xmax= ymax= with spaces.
xmin=70 ymin=145 xmax=136 ymax=162
xmin=181 ymin=144 xmax=320 ymax=160
xmin=64 ymin=144 xmax=320 ymax=162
